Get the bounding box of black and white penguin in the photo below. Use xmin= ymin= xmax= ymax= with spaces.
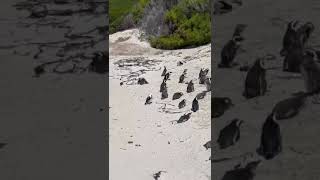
xmin=89 ymin=51 xmax=109 ymax=74
xmin=243 ymin=58 xmax=267 ymax=99
xmin=280 ymin=20 xmax=301 ymax=57
xmin=179 ymin=73 xmax=185 ymax=83
xmin=212 ymin=97 xmax=234 ymax=118
xmin=164 ymin=72 xmax=172 ymax=81
xmin=203 ymin=140 xmax=212 ymax=150
xmin=161 ymin=87 xmax=168 ymax=99
xmin=199 ymin=68 xmax=209 ymax=84
xmin=145 ymin=94 xmax=153 ymax=105
xmin=160 ymin=80 xmax=167 ymax=93
xmin=221 ymin=160 xmax=261 ymax=180
xmin=34 ymin=65 xmax=45 ymax=77
xmin=187 ymin=80 xmax=195 ymax=93
xmin=196 ymin=91 xmax=207 ymax=100
xmin=161 ymin=66 xmax=167 ymax=76
xmin=178 ymin=99 xmax=186 ymax=109
xmin=191 ymin=97 xmax=199 ymax=112
xmin=271 ymin=93 xmax=306 ymax=120
xmin=204 ymin=77 xmax=212 ymax=92
xmin=172 ymin=92 xmax=183 ymax=100
xmin=257 ymin=114 xmax=282 ymax=160
xmin=137 ymin=78 xmax=148 ymax=85
xmin=218 ymin=35 xmax=243 ymax=68
xmin=177 ymin=112 xmax=192 ymax=123
xmin=217 ymin=119 xmax=243 ymax=149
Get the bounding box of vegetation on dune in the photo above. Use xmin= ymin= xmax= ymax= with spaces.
xmin=109 ymin=0 xmax=150 ymax=34
xmin=150 ymin=0 xmax=211 ymax=49
xmin=110 ymin=0 xmax=211 ymax=50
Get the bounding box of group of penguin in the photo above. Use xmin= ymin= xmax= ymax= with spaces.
xmin=144 ymin=65 xmax=212 ymax=124
xmin=211 ymin=20 xmax=320 ymax=179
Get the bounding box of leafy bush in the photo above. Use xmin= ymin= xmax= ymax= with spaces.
xmin=150 ymin=0 xmax=211 ymax=50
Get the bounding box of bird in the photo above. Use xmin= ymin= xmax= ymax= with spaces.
xmin=217 ymin=119 xmax=243 ymax=149
xmin=178 ymin=99 xmax=186 ymax=109
xmin=145 ymin=94 xmax=153 ymax=105
xmin=172 ymin=92 xmax=183 ymax=100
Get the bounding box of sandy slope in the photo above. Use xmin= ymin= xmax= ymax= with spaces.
xmin=109 ymin=29 xmax=211 ymax=180
xmin=213 ymin=0 xmax=320 ymax=179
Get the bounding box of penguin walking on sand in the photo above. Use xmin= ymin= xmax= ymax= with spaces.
xmin=257 ymin=114 xmax=282 ymax=160
xmin=204 ymin=77 xmax=212 ymax=91
xmin=218 ymin=35 xmax=244 ymax=68
xmin=145 ymin=94 xmax=153 ymax=105
xmin=178 ymin=99 xmax=186 ymax=109
xmin=221 ymin=160 xmax=261 ymax=180
xmin=161 ymin=66 xmax=167 ymax=76
xmin=172 ymin=92 xmax=183 ymax=100
xmin=164 ymin=72 xmax=172 ymax=81
xmin=217 ymin=119 xmax=243 ymax=149
xmin=243 ymin=58 xmax=267 ymax=99
xmin=187 ymin=80 xmax=195 ymax=93
xmin=199 ymin=68 xmax=209 ymax=84
xmin=176 ymin=112 xmax=192 ymax=124
xmin=161 ymin=86 xmax=168 ymax=99
xmin=196 ymin=91 xmax=207 ymax=100
xmin=191 ymin=97 xmax=199 ymax=112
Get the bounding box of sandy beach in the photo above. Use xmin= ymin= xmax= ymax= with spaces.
xmin=109 ymin=29 xmax=211 ymax=180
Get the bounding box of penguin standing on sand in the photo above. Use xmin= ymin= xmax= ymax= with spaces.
xmin=218 ymin=35 xmax=244 ymax=68
xmin=191 ymin=97 xmax=199 ymax=112
xmin=204 ymin=77 xmax=212 ymax=91
xmin=161 ymin=86 xmax=168 ymax=99
xmin=243 ymin=58 xmax=267 ymax=99
xmin=161 ymin=66 xmax=167 ymax=76
xmin=164 ymin=72 xmax=172 ymax=81
xmin=179 ymin=73 xmax=185 ymax=83
xmin=217 ymin=119 xmax=243 ymax=149
xmin=199 ymin=68 xmax=209 ymax=84
xmin=160 ymin=80 xmax=167 ymax=93
xmin=176 ymin=112 xmax=192 ymax=123
xmin=196 ymin=91 xmax=207 ymax=100
xmin=145 ymin=94 xmax=153 ymax=105
xmin=178 ymin=99 xmax=186 ymax=109
xmin=187 ymin=80 xmax=195 ymax=93
xmin=257 ymin=114 xmax=282 ymax=160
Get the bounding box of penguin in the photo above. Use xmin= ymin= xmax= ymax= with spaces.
xmin=161 ymin=86 xmax=168 ymax=99
xmin=257 ymin=114 xmax=282 ymax=160
xmin=160 ymin=80 xmax=167 ymax=93
xmin=271 ymin=93 xmax=307 ymax=120
xmin=218 ymin=35 xmax=243 ymax=68
xmin=212 ymin=97 xmax=234 ymax=118
xmin=203 ymin=140 xmax=212 ymax=150
xmin=204 ymin=77 xmax=212 ymax=92
xmin=191 ymin=97 xmax=199 ymax=112
xmin=179 ymin=73 xmax=185 ymax=83
xmin=89 ymin=51 xmax=108 ymax=74
xmin=280 ymin=20 xmax=301 ymax=57
xmin=172 ymin=92 xmax=183 ymax=100
xmin=300 ymin=49 xmax=320 ymax=94
xmin=217 ymin=119 xmax=243 ymax=149
xmin=164 ymin=72 xmax=172 ymax=81
xmin=161 ymin=66 xmax=167 ymax=76
xmin=187 ymin=80 xmax=195 ymax=93
xmin=137 ymin=78 xmax=148 ymax=85
xmin=243 ymin=58 xmax=267 ymax=99
xmin=145 ymin=94 xmax=153 ymax=105
xmin=34 ymin=65 xmax=45 ymax=77
xmin=176 ymin=112 xmax=192 ymax=123
xmin=199 ymin=68 xmax=209 ymax=84
xmin=282 ymin=44 xmax=304 ymax=73
xmin=221 ymin=160 xmax=261 ymax=180
xmin=196 ymin=91 xmax=207 ymax=100
xmin=178 ymin=99 xmax=186 ymax=109
xmin=232 ymin=24 xmax=247 ymax=38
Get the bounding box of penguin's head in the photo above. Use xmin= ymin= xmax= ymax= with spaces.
xmin=289 ymin=20 xmax=300 ymax=31
xmin=232 ymin=35 xmax=244 ymax=46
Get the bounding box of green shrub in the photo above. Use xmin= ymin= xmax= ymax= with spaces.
xmin=151 ymin=0 xmax=211 ymax=50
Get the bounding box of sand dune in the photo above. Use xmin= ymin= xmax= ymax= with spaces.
xmin=109 ymin=29 xmax=211 ymax=180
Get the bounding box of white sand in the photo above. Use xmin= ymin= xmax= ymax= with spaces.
xmin=109 ymin=29 xmax=211 ymax=180
xmin=213 ymin=0 xmax=320 ymax=179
